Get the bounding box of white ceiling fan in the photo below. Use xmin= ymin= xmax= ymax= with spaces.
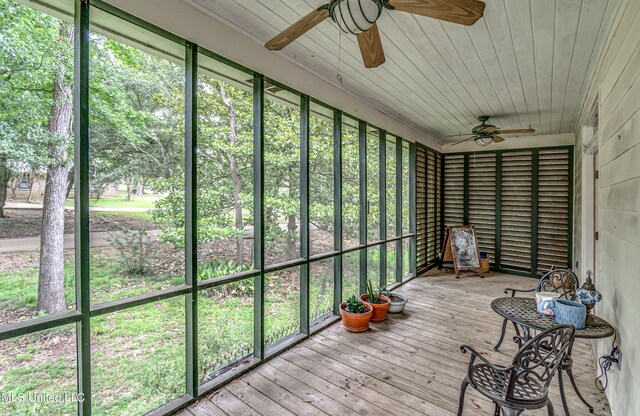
xmin=264 ymin=0 xmax=486 ymax=68
xmin=448 ymin=116 xmax=536 ymax=146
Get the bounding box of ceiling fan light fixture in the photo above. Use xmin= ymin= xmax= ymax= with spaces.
xmin=474 ymin=135 xmax=493 ymax=146
xmin=329 ymin=0 xmax=383 ymax=35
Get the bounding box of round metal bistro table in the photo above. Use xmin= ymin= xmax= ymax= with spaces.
xmin=491 ymin=297 xmax=615 ymax=415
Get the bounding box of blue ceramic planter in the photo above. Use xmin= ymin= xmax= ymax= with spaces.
xmin=555 ymin=299 xmax=586 ymax=329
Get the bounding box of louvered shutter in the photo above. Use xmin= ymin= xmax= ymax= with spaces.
xmin=438 ymin=147 xmax=571 ymax=275
xmin=468 ymin=153 xmax=496 ymax=262
xmin=416 ymin=145 xmax=442 ymax=274
xmin=435 ymin=153 xmax=443 ymax=257
xmin=416 ymin=145 xmax=428 ymax=272
xmin=426 ymin=150 xmax=438 ymax=263
xmin=537 ymin=149 xmax=570 ymax=271
xmin=500 ymin=151 xmax=533 ymax=271
xmin=444 ymin=154 xmax=465 ymax=226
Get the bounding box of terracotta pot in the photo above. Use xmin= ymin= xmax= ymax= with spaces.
xmin=360 ymin=294 xmax=391 ymax=322
xmin=387 ymin=293 xmax=408 ymax=314
xmin=340 ymin=302 xmax=373 ymax=332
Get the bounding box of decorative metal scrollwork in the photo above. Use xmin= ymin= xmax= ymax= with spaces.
xmin=537 ymin=269 xmax=579 ymax=300
xmin=510 ymin=325 xmax=575 ymax=397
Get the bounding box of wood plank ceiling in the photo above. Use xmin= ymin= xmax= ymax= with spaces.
xmin=182 ymin=0 xmax=619 ymax=143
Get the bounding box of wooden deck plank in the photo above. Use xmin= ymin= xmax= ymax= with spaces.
xmin=187 ymin=399 xmax=228 ymax=416
xmin=173 ymin=410 xmax=195 ymax=416
xmin=255 ymin=363 xmax=356 ymax=415
xmin=305 ymin=334 xmax=481 ymax=413
xmin=270 ymin=356 xmax=389 ymax=416
xmin=292 ymin=344 xmax=454 ymax=416
xmin=224 ymin=378 xmax=296 ymax=416
xmin=241 ymin=371 xmax=329 ymax=416
xmin=208 ymin=389 xmax=259 ymax=416
xmin=280 ymin=347 xmax=438 ymax=416
xmin=182 ymin=271 xmax=611 ymax=416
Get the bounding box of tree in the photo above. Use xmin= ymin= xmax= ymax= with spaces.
xmin=0 ymin=152 xmax=9 ymax=217
xmin=151 ymin=72 xmax=254 ymax=266
xmin=219 ymin=84 xmax=246 ymax=265
xmin=88 ymin=35 xmax=184 ymax=204
xmin=37 ymin=22 xmax=74 ymax=314
xmin=1 ymin=0 xmax=385 ymax=301
xmin=263 ymin=99 xmax=301 ymax=260
xmin=0 ymin=1 xmax=75 ymax=313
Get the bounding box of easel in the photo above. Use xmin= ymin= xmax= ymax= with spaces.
xmin=439 ymin=226 xmax=483 ymax=278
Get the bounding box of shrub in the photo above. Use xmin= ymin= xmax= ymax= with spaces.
xmin=106 ymin=228 xmax=156 ymax=275
xmin=198 ymin=259 xmax=252 ymax=296
xmin=198 ymin=258 xmax=249 ymax=280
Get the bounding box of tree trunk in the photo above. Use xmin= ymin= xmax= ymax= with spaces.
xmin=218 ymin=84 xmax=244 ymax=266
xmin=126 ymin=180 xmax=132 ymax=201
xmin=10 ymin=173 xmax=21 ymax=198
xmin=287 ymin=214 xmax=297 ymax=260
xmin=26 ymin=172 xmax=35 ymax=203
xmin=37 ymin=23 xmax=73 ymax=314
xmin=136 ymin=180 xmax=143 ymax=197
xmin=65 ymin=169 xmax=74 ymax=198
xmin=0 ymin=154 xmax=8 ymax=218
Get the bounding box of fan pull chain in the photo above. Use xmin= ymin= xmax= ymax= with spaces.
xmin=337 ymin=30 xmax=343 ymax=85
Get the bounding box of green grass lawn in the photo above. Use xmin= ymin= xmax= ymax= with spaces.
xmin=65 ymin=194 xmax=157 ymax=210
xmin=0 ymin=247 xmax=334 ymax=415
xmin=92 ymin=211 xmax=154 ymax=222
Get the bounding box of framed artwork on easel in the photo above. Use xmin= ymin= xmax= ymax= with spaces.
xmin=440 ymin=225 xmax=483 ymax=278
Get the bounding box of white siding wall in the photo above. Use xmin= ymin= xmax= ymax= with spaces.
xmin=574 ymin=0 xmax=640 ymax=414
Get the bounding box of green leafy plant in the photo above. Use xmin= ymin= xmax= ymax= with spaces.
xmin=198 ymin=258 xmax=249 ymax=280
xmin=364 ymin=280 xmax=385 ymax=304
xmin=378 ymin=286 xmax=402 ymax=301
xmin=106 ymin=228 xmax=156 ymax=275
xmin=380 ymin=286 xmax=392 ymax=298
xmin=198 ymin=259 xmax=253 ymax=296
xmin=343 ymin=295 xmax=367 ymax=313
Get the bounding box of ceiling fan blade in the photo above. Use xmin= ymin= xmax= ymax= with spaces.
xmin=265 ymin=6 xmax=329 ymax=51
xmin=357 ymin=23 xmax=386 ymax=68
xmin=445 ymin=133 xmax=474 ymax=137
xmin=451 ymin=135 xmax=477 ymax=146
xmin=492 ymin=135 xmax=505 ymax=143
xmin=388 ymin=0 xmax=485 ymax=26
xmin=483 ymin=126 xmax=500 ymax=133
xmin=494 ymin=128 xmax=536 ymax=135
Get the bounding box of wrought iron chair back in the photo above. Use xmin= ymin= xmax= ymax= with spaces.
xmin=459 ymin=325 xmax=575 ymax=415
xmin=536 ymin=269 xmax=579 ymax=300
xmin=507 ymin=325 xmax=576 ymax=400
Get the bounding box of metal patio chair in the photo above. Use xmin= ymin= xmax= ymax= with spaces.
xmin=494 ymin=268 xmax=579 ymax=351
xmin=458 ymin=325 xmax=576 ymax=416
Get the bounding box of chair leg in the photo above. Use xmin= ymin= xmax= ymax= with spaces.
xmin=497 ymin=405 xmax=524 ymax=416
xmin=547 ymin=401 xmax=555 ymax=416
xmin=512 ymin=322 xmax=522 ymax=347
xmin=494 ymin=318 xmax=508 ymax=351
xmin=494 ymin=402 xmax=501 ymax=416
xmin=557 ymin=370 xmax=571 ymax=416
xmin=457 ymin=378 xmax=469 ymax=416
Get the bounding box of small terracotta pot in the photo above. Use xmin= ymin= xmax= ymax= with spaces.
xmin=340 ymin=302 xmax=373 ymax=332
xmin=360 ymin=294 xmax=391 ymax=322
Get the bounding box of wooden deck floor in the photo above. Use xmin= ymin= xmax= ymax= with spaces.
xmin=179 ymin=271 xmax=612 ymax=416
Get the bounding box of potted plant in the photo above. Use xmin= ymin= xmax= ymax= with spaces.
xmin=360 ymin=281 xmax=391 ymax=322
xmin=381 ymin=287 xmax=408 ymax=314
xmin=340 ymin=295 xmax=373 ymax=332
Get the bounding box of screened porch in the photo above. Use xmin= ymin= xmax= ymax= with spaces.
xmin=0 ymin=0 xmax=638 ymax=415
